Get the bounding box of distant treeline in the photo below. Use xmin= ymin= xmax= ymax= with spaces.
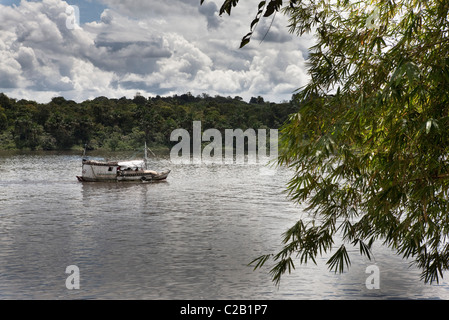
xmin=0 ymin=92 xmax=297 ymax=151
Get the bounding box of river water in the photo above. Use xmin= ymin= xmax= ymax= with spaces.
xmin=0 ymin=151 xmax=448 ymax=300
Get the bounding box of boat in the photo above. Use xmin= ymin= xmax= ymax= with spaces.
xmin=76 ymin=143 xmax=170 ymax=182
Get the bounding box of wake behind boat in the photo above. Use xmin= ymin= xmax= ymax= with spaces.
xmin=76 ymin=143 xmax=170 ymax=182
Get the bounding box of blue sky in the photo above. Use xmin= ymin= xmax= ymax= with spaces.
xmin=0 ymin=0 xmax=107 ymax=23
xmin=0 ymin=0 xmax=312 ymax=103
xmin=65 ymin=0 xmax=107 ymax=23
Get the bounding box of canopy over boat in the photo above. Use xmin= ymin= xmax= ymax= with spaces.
xmin=118 ymin=160 xmax=144 ymax=169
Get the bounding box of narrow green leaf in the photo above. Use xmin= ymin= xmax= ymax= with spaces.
xmin=327 ymin=245 xmax=351 ymax=274
xmin=248 ymin=254 xmax=273 ymax=270
xmin=426 ymin=119 xmax=432 ymax=134
xmin=251 ymin=18 xmax=260 ymax=30
xmin=240 ymin=32 xmax=252 ymax=48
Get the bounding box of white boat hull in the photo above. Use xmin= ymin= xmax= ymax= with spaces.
xmin=117 ymin=169 xmax=170 ymax=182
xmin=77 ymin=159 xmax=170 ymax=182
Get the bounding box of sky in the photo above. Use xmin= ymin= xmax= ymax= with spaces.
xmin=0 ymin=0 xmax=313 ymax=103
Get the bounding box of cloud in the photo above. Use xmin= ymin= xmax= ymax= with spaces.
xmin=0 ymin=50 xmax=21 ymax=88
xmin=198 ymin=1 xmax=221 ymax=30
xmin=254 ymin=16 xmax=295 ymax=44
xmin=0 ymin=0 xmax=312 ymax=103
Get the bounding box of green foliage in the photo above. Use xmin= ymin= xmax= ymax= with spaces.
xmin=208 ymin=0 xmax=449 ymax=284
xmin=13 ymin=116 xmax=43 ymax=150
xmin=0 ymin=106 xmax=7 ymax=132
xmin=0 ymin=93 xmax=294 ymax=151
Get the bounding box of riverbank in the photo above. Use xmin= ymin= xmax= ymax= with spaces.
xmin=0 ymin=144 xmax=171 ymax=157
xmin=0 ymin=132 xmax=171 ymax=153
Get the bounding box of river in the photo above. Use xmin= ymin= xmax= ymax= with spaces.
xmin=0 ymin=151 xmax=448 ymax=299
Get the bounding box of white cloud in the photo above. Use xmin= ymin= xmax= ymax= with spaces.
xmin=0 ymin=0 xmax=312 ymax=103
xmin=0 ymin=51 xmax=22 ymax=88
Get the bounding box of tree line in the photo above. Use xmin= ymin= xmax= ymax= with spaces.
xmin=0 ymin=92 xmax=296 ymax=151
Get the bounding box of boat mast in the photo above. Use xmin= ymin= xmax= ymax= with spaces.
xmin=82 ymin=143 xmax=87 ymax=160
xmin=144 ymin=141 xmax=148 ymax=170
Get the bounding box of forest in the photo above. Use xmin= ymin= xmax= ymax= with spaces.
xmin=0 ymin=92 xmax=296 ymax=152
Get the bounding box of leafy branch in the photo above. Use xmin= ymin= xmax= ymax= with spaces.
xmin=207 ymin=0 xmax=449 ymax=285
xmin=201 ymin=0 xmax=299 ymax=47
